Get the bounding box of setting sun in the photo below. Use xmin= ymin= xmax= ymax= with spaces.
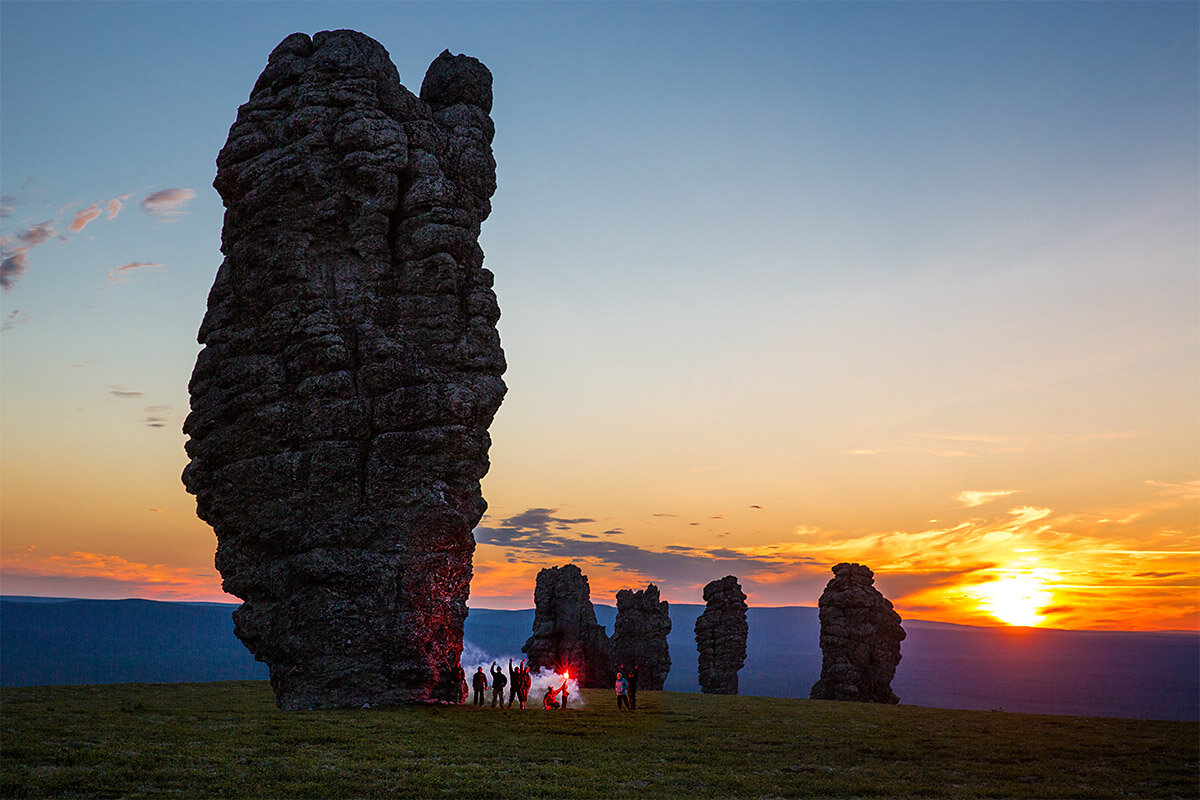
xmin=973 ymin=573 xmax=1056 ymax=627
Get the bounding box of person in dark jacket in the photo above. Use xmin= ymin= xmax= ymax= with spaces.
xmin=507 ymin=658 xmax=523 ymax=708
xmin=627 ymin=665 xmax=639 ymax=710
xmin=456 ymin=665 xmax=468 ymax=705
xmin=490 ymin=662 xmax=507 ymax=708
xmin=472 ymin=666 xmax=488 ymax=706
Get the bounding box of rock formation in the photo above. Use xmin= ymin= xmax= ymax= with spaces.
xmin=522 ymin=564 xmax=614 ymax=688
xmin=611 ymin=583 xmax=672 ymax=691
xmin=694 ymin=575 xmax=749 ymax=694
xmin=809 ymin=562 xmax=905 ymax=704
xmin=181 ymin=30 xmax=505 ymax=709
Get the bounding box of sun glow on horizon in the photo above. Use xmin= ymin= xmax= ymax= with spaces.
xmin=971 ymin=570 xmax=1057 ymax=627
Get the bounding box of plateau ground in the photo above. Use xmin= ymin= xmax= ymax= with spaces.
xmin=2 ymin=681 xmax=1195 ymax=799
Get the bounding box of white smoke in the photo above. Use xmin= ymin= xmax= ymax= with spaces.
xmin=459 ymin=640 xmax=585 ymax=708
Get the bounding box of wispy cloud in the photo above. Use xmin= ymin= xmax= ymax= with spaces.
xmin=142 ymin=405 xmax=171 ymax=429
xmin=68 ymin=203 xmax=103 ymax=233
xmin=108 ymin=385 xmax=145 ymax=399
xmin=140 ymin=188 xmax=195 ymax=218
xmin=0 ymin=250 xmax=29 ymax=291
xmin=955 ymin=489 xmax=1020 ymax=508
xmin=2 ymin=309 xmax=29 ymax=331
xmin=106 ymin=261 xmax=164 ymax=285
xmin=107 ymin=193 xmax=131 ymax=220
xmin=0 ymin=196 xmax=16 ymax=218
xmin=1 ymin=221 xmax=60 ymax=291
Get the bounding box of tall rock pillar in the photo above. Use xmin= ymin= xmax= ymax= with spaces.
xmin=521 ymin=564 xmax=614 ymax=687
xmin=182 ymin=30 xmax=506 ymax=709
xmin=694 ymin=575 xmax=749 ymax=694
xmin=809 ymin=562 xmax=905 ymax=704
xmin=611 ymin=583 xmax=672 ymax=691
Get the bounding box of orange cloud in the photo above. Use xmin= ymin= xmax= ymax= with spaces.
xmin=106 ymin=261 xmax=164 ymax=285
xmin=68 ymin=203 xmax=103 ymax=232
xmin=1 ymin=549 xmax=227 ymax=602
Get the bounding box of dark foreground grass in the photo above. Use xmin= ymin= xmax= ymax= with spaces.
xmin=2 ymin=682 xmax=1196 ymax=799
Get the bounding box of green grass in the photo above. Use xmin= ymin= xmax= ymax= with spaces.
xmin=2 ymin=682 xmax=1196 ymax=798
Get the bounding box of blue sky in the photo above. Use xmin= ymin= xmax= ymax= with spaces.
xmin=1 ymin=1 xmax=1197 ymax=627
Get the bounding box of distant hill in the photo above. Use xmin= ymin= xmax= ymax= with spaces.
xmin=2 ymin=596 xmax=1196 ymax=721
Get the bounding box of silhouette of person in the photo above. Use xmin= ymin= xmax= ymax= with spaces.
xmin=507 ymin=658 xmax=522 ymax=708
xmin=456 ymin=665 xmax=468 ymax=704
xmin=490 ymin=662 xmax=507 ymax=707
xmin=472 ymin=666 xmax=488 ymax=706
xmin=627 ymin=665 xmax=639 ymax=710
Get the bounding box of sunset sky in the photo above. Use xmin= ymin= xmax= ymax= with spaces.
xmin=2 ymin=1 xmax=1196 ymax=632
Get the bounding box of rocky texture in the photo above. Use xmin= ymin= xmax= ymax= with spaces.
xmin=611 ymin=583 xmax=672 ymax=691
xmin=809 ymin=563 xmax=905 ymax=704
xmin=181 ymin=30 xmax=505 ymax=710
xmin=694 ymin=575 xmax=748 ymax=694
xmin=522 ymin=564 xmax=614 ymax=688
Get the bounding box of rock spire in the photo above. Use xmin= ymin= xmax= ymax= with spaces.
xmin=694 ymin=575 xmax=749 ymax=694
xmin=809 ymin=562 xmax=905 ymax=704
xmin=521 ymin=564 xmax=614 ymax=688
xmin=611 ymin=583 xmax=672 ymax=691
xmin=182 ymin=30 xmax=505 ymax=709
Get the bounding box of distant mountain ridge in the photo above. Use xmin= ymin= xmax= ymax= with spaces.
xmin=2 ymin=596 xmax=1196 ymax=721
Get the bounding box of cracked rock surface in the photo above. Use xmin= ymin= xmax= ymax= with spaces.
xmin=182 ymin=30 xmax=505 ymax=709
xmin=612 ymin=583 xmax=672 ymax=691
xmin=809 ymin=562 xmax=905 ymax=704
xmin=522 ymin=564 xmax=614 ymax=688
xmin=694 ymin=575 xmax=748 ymax=695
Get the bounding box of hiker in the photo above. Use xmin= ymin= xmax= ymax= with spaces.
xmin=615 ymin=672 xmax=630 ymax=709
xmin=490 ymin=662 xmax=507 ymax=708
xmin=472 ymin=666 xmax=488 ymax=706
xmin=544 ymin=684 xmax=560 ymax=709
xmin=507 ymin=658 xmax=522 ymax=708
xmin=627 ymin=665 xmax=639 ymax=710
xmin=520 ymin=664 xmax=532 ymax=709
xmin=559 ymin=676 xmax=570 ymax=709
xmin=456 ymin=665 xmax=468 ymax=705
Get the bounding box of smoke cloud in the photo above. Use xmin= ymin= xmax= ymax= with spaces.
xmin=460 ymin=641 xmax=585 ymax=708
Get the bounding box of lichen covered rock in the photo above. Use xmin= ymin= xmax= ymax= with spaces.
xmin=694 ymin=575 xmax=748 ymax=694
xmin=182 ymin=30 xmax=505 ymax=709
xmin=521 ymin=564 xmax=614 ymax=688
xmin=809 ymin=562 xmax=905 ymax=704
xmin=611 ymin=583 xmax=672 ymax=691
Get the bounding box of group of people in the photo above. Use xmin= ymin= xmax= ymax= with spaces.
xmin=461 ymin=659 xmax=536 ymax=709
xmin=615 ymin=664 xmax=639 ymax=710
xmin=456 ymin=659 xmax=641 ymax=711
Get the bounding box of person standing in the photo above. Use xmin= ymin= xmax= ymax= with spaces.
xmin=472 ymin=666 xmax=488 ymax=706
xmin=456 ymin=665 xmax=468 ymax=705
xmin=559 ymin=677 xmax=570 ymax=709
xmin=520 ymin=664 xmax=532 ymax=709
xmin=627 ymin=665 xmax=639 ymax=710
xmin=507 ymin=659 xmax=522 ymax=708
xmin=490 ymin=662 xmax=507 ymax=708
xmin=615 ymin=672 xmax=629 ymax=709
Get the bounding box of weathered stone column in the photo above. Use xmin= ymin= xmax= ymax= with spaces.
xmin=612 ymin=583 xmax=672 ymax=690
xmin=182 ymin=30 xmax=505 ymax=709
xmin=809 ymin=562 xmax=905 ymax=704
xmin=521 ymin=564 xmax=614 ymax=688
xmin=694 ymin=575 xmax=748 ymax=694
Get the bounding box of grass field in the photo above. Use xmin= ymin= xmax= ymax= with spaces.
xmin=2 ymin=681 xmax=1196 ymax=798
